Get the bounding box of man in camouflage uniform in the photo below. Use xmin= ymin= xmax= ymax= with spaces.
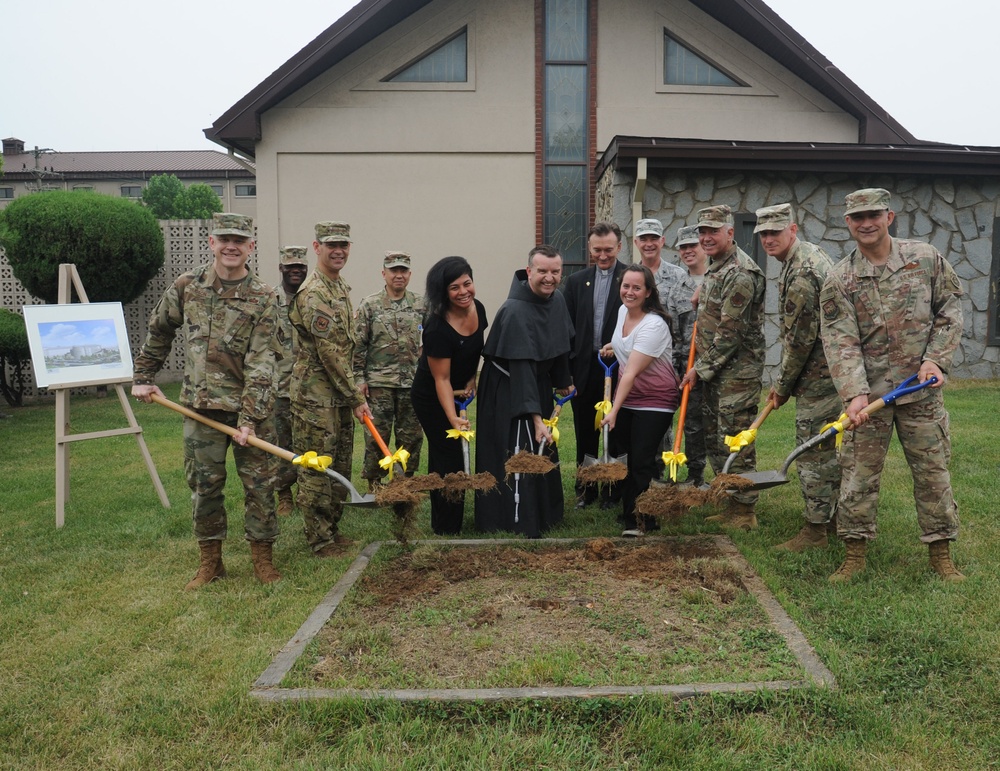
xmin=755 ymin=204 xmax=841 ymax=551
xmin=674 ymin=226 xmax=708 ymax=486
xmin=353 ymin=251 xmax=425 ymax=488
xmin=289 ymin=221 xmax=371 ymax=557
xmin=132 ymin=213 xmax=281 ymax=588
xmin=820 ymin=188 xmax=965 ymax=583
xmin=273 ymin=246 xmax=309 ymax=517
xmin=679 ymin=205 xmax=765 ymax=529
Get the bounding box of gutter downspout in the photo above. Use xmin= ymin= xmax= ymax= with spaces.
xmin=631 ymin=157 xmax=647 ymax=262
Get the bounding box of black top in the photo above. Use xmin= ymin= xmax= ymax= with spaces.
xmin=482 ymin=270 xmax=574 ymax=362
xmin=414 ymin=299 xmax=488 ymax=390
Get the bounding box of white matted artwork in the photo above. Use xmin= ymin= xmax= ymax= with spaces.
xmin=23 ymin=302 xmax=134 ymax=389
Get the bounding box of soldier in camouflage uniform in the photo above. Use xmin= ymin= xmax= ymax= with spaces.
xmin=679 ymin=205 xmax=766 ymax=529
xmin=674 ymin=226 xmax=708 ymax=486
xmin=353 ymin=251 xmax=425 ymax=487
xmin=289 ymin=221 xmax=372 ymax=557
xmin=132 ymin=213 xmax=281 ymax=589
xmin=754 ymin=204 xmax=841 ymax=551
xmin=820 ymin=188 xmax=965 ymax=583
xmin=273 ymin=246 xmax=309 ymax=517
xmin=633 ymin=218 xmax=700 ymax=483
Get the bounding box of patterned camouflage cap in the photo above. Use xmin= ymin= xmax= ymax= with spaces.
xmin=675 ymin=225 xmax=700 ymax=247
xmin=279 ymin=246 xmax=309 ymax=266
xmin=754 ymin=203 xmax=794 ymax=233
xmin=315 ymin=221 xmax=352 ymax=243
xmin=696 ymin=204 xmax=734 ymax=229
xmin=212 ymin=212 xmax=253 ymax=237
xmin=845 ymin=188 xmax=891 ymax=216
xmin=383 ymin=251 xmax=412 ymax=269
xmin=634 ymin=218 xmax=664 ymax=237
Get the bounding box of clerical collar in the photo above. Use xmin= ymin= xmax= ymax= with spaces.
xmin=597 ymin=266 xmax=614 ymax=277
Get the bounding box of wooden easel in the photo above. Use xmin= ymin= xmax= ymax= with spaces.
xmin=53 ymin=264 xmax=170 ymax=527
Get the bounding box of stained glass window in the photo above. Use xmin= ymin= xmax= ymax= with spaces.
xmin=664 ymin=33 xmax=740 ymax=87
xmin=389 ymin=29 xmax=467 ymax=83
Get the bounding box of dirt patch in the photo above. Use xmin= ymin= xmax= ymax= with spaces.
xmin=504 ymin=453 xmax=556 ymax=476
xmin=309 ymin=539 xmax=801 ymax=690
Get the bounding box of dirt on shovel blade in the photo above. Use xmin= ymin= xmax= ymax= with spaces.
xmin=576 ymin=462 xmax=629 ymax=485
xmin=440 ymin=472 xmax=498 ymax=501
xmin=635 ymin=483 xmax=709 ymax=520
xmin=504 ymin=453 xmax=556 ymax=477
xmin=705 ymin=473 xmax=755 ymax=505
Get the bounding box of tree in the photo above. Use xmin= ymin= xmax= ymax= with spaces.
xmin=0 ymin=190 xmax=164 ymax=304
xmin=140 ymin=175 xmax=222 ymax=219
xmin=0 ymin=308 xmax=31 ymax=407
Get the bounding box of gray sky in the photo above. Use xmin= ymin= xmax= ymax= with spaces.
xmin=4 ymin=0 xmax=996 ymax=152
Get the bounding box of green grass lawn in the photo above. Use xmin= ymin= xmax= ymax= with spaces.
xmin=1 ymin=381 xmax=998 ymax=769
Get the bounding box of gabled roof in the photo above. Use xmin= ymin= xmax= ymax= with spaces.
xmin=204 ymin=0 xmax=917 ymax=159
xmin=0 ymin=150 xmax=254 ymax=180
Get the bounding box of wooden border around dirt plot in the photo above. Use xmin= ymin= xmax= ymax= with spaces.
xmin=250 ymin=536 xmax=836 ymax=703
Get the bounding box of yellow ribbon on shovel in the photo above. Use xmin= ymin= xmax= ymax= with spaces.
xmin=594 ymin=400 xmax=612 ymax=430
xmin=821 ymin=413 xmax=850 ymax=449
xmin=542 ymin=416 xmax=560 ymax=445
xmin=446 ymin=428 xmax=475 ymax=441
xmin=724 ymin=427 xmax=758 ymax=453
xmin=661 ymin=450 xmax=688 ymax=483
xmin=293 ymin=451 xmax=333 ymax=471
xmin=378 ymin=447 xmax=410 ymax=479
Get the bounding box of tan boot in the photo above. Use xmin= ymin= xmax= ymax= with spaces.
xmin=706 ymin=501 xmax=757 ymax=531
xmin=829 ymin=539 xmax=867 ymax=583
xmin=185 ymin=540 xmax=226 ymax=590
xmin=249 ymin=541 xmax=282 ymax=584
xmin=276 ymin=489 xmax=294 ymax=517
xmin=928 ymin=540 xmax=965 ymax=583
xmin=773 ymin=522 xmax=828 ymax=552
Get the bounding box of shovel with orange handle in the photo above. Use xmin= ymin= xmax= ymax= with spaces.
xmin=662 ymin=322 xmax=697 ymax=482
xmin=362 ymin=413 xmax=409 ymax=481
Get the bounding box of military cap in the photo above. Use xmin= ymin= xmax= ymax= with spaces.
xmin=675 ymin=225 xmax=700 ymax=247
xmin=383 ymin=251 xmax=412 ymax=269
xmin=845 ymin=188 xmax=891 ymax=216
xmin=315 ymin=221 xmax=352 ymax=243
xmin=279 ymin=246 xmax=309 ymax=266
xmin=634 ymin=218 xmax=664 ymax=238
xmin=696 ymin=204 xmax=734 ymax=229
xmin=754 ymin=203 xmax=795 ymax=233
xmin=212 ymin=212 xmax=253 ymax=238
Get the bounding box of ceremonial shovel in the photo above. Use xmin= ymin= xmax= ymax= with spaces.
xmin=362 ymin=413 xmax=408 ymax=481
xmin=730 ymin=373 xmax=937 ymax=492
xmin=453 ymin=391 xmax=475 ymax=474
xmin=720 ymin=401 xmax=775 ymax=474
xmin=537 ymin=388 xmax=576 ymax=455
xmin=582 ymin=355 xmax=628 ymax=470
xmin=151 ymin=394 xmax=376 ymax=507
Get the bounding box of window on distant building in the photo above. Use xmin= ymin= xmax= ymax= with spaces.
xmin=386 ymin=28 xmax=468 ymax=82
xmin=664 ymin=31 xmax=742 ymax=87
xmin=121 ymin=185 xmax=142 ymax=198
xmin=0 ymin=187 xmax=13 ymax=199
xmin=235 ymin=184 xmax=256 ymax=197
xmin=209 ymin=184 xmax=223 ymax=197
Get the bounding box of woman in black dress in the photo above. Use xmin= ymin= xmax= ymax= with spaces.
xmin=410 ymin=256 xmax=488 ymax=535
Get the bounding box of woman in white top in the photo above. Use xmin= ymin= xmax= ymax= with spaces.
xmin=600 ymin=264 xmax=681 ymax=532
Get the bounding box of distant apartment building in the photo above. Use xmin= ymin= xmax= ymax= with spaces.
xmin=0 ymin=137 xmax=257 ymax=218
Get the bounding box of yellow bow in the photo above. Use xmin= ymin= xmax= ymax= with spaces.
xmin=292 ymin=451 xmax=332 ymax=471
xmin=543 ymin=417 xmax=560 ymax=445
xmin=594 ymin=400 xmax=612 ymax=429
xmin=378 ymin=447 xmax=410 ymax=479
xmin=446 ymin=428 xmax=475 ymax=442
xmin=821 ymin=413 xmax=851 ymax=449
xmin=661 ymin=450 xmax=688 ymax=482
xmin=724 ymin=428 xmax=758 ymax=453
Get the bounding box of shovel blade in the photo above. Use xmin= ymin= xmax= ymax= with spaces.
xmin=323 ymin=468 xmax=379 ymax=508
xmin=582 ymin=453 xmax=600 ymax=467
xmin=727 ymin=470 xmax=789 ymax=492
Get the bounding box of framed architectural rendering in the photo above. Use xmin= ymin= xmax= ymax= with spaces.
xmin=23 ymin=302 xmax=133 ymax=389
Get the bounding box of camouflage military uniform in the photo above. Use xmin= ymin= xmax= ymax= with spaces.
xmin=652 ymin=260 xmax=697 ymax=373
xmin=272 ymin=287 xmax=298 ymax=494
xmin=821 ymin=238 xmax=963 ymax=542
xmin=694 ymin=243 xmax=766 ymax=504
xmin=353 ymin=288 xmax=426 ymax=481
xmin=133 ymin=263 xmax=279 ymax=542
xmin=289 ymin=270 xmax=364 ymax=552
xmin=773 ymin=239 xmax=841 ymax=525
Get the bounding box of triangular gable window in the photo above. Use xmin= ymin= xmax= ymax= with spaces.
xmin=385 ymin=28 xmax=467 ymax=83
xmin=664 ymin=31 xmax=741 ymax=87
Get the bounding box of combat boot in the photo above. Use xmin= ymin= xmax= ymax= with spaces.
xmin=185 ymin=540 xmax=226 ymax=590
xmin=773 ymin=522 xmax=828 ymax=552
xmin=928 ymin=540 xmax=965 ymax=583
xmin=705 ymin=501 xmax=757 ymax=531
xmin=828 ymin=539 xmax=867 ymax=583
xmin=276 ymin=489 xmax=294 ymax=517
xmin=249 ymin=541 xmax=282 ymax=584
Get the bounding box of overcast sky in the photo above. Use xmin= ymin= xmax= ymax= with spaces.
xmin=4 ymin=0 xmax=996 ymax=153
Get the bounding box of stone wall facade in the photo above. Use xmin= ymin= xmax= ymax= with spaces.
xmin=597 ymin=168 xmax=1000 ymax=380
